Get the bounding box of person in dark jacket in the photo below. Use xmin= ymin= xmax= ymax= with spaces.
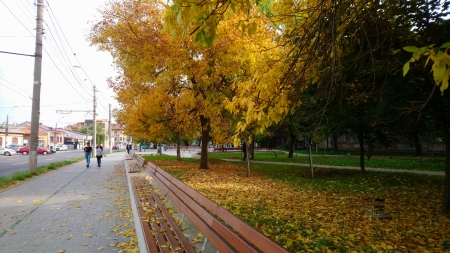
xmin=83 ymin=143 xmax=93 ymax=167
xmin=242 ymin=142 xmax=247 ymax=161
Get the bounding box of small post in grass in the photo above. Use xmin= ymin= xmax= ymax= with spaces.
xmin=364 ymin=198 xmax=392 ymax=220
xmin=309 ymin=144 xmax=313 ymax=178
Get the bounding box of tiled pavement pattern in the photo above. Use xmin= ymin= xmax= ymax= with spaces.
xmin=0 ymin=152 xmax=132 ymax=253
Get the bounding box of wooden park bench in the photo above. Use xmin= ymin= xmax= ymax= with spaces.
xmin=213 ymin=147 xmax=264 ymax=152
xmin=125 ymin=150 xmax=136 ymax=160
xmin=212 ymin=147 xmax=241 ymax=152
xmin=128 ymin=155 xmax=146 ymax=173
xmin=130 ymin=162 xmax=290 ymax=253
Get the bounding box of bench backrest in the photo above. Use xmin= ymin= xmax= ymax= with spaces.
xmin=136 ymin=155 xmax=146 ymax=167
xmin=146 ymin=163 xmax=289 ymax=253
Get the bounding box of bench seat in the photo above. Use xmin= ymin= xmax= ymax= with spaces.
xmin=131 ymin=176 xmax=196 ymax=253
xmin=144 ymin=162 xmax=290 ymax=253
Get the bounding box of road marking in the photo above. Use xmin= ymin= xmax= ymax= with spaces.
xmin=12 ymin=162 xmax=27 ymax=165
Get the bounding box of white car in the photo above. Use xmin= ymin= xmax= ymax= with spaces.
xmin=0 ymin=147 xmax=16 ymax=156
xmin=55 ymin=144 xmax=68 ymax=151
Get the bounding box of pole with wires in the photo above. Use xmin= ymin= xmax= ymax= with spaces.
xmin=109 ymin=104 xmax=112 ymax=153
xmin=28 ymin=0 xmax=44 ymax=172
xmin=93 ymin=85 xmax=97 ymax=149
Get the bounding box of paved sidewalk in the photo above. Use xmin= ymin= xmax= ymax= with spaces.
xmin=0 ymin=152 xmax=132 ymax=253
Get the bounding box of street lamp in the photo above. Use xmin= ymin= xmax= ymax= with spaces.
xmin=5 ymin=106 xmax=17 ymax=146
xmin=54 ymin=117 xmax=64 ymax=149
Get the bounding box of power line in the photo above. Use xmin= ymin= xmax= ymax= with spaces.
xmin=0 ymin=83 xmax=32 ymax=100
xmin=1 ymin=1 xmax=35 ymax=37
xmin=0 ymin=77 xmax=33 ymax=97
xmin=3 ymin=0 xmax=91 ymax=102
xmin=15 ymin=1 xmax=35 ymax=26
xmin=43 ymin=20 xmax=90 ymax=95
xmin=46 ymin=2 xmax=92 ymax=92
xmin=42 ymin=48 xmax=91 ymax=101
xmin=19 ymin=0 xmax=37 ymax=14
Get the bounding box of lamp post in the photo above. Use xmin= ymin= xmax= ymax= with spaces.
xmin=54 ymin=117 xmax=64 ymax=149
xmin=5 ymin=106 xmax=17 ymax=146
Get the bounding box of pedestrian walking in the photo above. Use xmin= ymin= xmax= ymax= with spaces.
xmin=126 ymin=144 xmax=131 ymax=154
xmin=242 ymin=141 xmax=247 ymax=161
xmin=83 ymin=143 xmax=93 ymax=167
xmin=96 ymin=145 xmax=104 ymax=167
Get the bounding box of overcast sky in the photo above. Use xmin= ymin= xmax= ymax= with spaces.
xmin=0 ymin=0 xmax=118 ymax=129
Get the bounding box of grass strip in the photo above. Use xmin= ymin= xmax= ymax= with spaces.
xmin=0 ymin=157 xmax=84 ymax=191
xmin=208 ymin=152 xmax=446 ymax=171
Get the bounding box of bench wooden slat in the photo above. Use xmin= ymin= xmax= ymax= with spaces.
xmin=211 ymin=219 xmax=258 ymax=253
xmin=167 ymin=182 xmax=258 ymax=253
xmin=215 ymin=206 xmax=289 ymax=253
xmin=145 ymin=162 xmax=290 ymax=253
xmin=152 ymin=169 xmax=258 ymax=253
xmin=131 ymin=178 xmax=160 ymax=253
xmin=136 ymin=179 xmax=176 ymax=253
xmin=156 ymin=167 xmax=174 ymax=181
xmin=170 ymin=177 xmax=219 ymax=214
xmin=165 ymin=190 xmax=237 ymax=253
xmin=144 ymin=181 xmax=196 ymax=253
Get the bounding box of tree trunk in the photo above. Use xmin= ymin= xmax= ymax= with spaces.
xmin=367 ymin=142 xmax=373 ymax=161
xmin=176 ymin=134 xmax=181 ymax=161
xmin=246 ymin=142 xmax=251 ymax=177
xmin=248 ymin=138 xmax=255 ymax=160
xmin=199 ymin=115 xmax=210 ymax=169
xmin=438 ymin=117 xmax=450 ymax=214
xmin=413 ymin=131 xmax=422 ymax=157
xmin=288 ymin=132 xmax=296 ymax=158
xmin=332 ymin=134 xmax=338 ymax=151
xmin=358 ymin=129 xmax=366 ymax=173
xmin=309 ymin=144 xmax=313 ymax=178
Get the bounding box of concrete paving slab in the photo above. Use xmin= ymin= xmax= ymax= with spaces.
xmin=0 ymin=152 xmax=132 ymax=253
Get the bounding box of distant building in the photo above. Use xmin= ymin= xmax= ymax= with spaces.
xmin=66 ymin=119 xmax=129 ymax=148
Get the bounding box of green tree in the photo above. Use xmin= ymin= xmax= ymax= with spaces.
xmin=79 ymin=124 xmax=105 ymax=146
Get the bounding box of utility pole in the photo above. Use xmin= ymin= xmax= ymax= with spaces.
xmin=28 ymin=0 xmax=44 ymax=172
xmin=5 ymin=115 xmax=9 ymax=146
xmin=5 ymin=106 xmax=17 ymax=146
xmin=109 ymin=104 xmax=112 ymax=153
xmin=92 ymin=85 xmax=96 ymax=149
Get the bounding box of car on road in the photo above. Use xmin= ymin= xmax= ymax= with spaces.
xmin=6 ymin=144 xmax=21 ymax=151
xmin=55 ymin=144 xmax=68 ymax=151
xmin=0 ymin=147 xmax=16 ymax=156
xmin=112 ymin=146 xmax=119 ymax=150
xmin=18 ymin=146 xmax=52 ymax=155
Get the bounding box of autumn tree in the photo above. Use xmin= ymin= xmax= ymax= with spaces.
xmin=91 ymin=0 xmax=260 ymax=169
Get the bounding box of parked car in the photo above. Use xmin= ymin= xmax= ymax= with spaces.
xmin=18 ymin=146 xmax=52 ymax=155
xmin=55 ymin=144 xmax=68 ymax=151
xmin=112 ymin=146 xmax=119 ymax=150
xmin=0 ymin=147 xmax=16 ymax=156
xmin=6 ymin=144 xmax=21 ymax=151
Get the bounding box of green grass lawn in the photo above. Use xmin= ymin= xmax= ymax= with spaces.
xmin=207 ymin=151 xmax=446 ymax=171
